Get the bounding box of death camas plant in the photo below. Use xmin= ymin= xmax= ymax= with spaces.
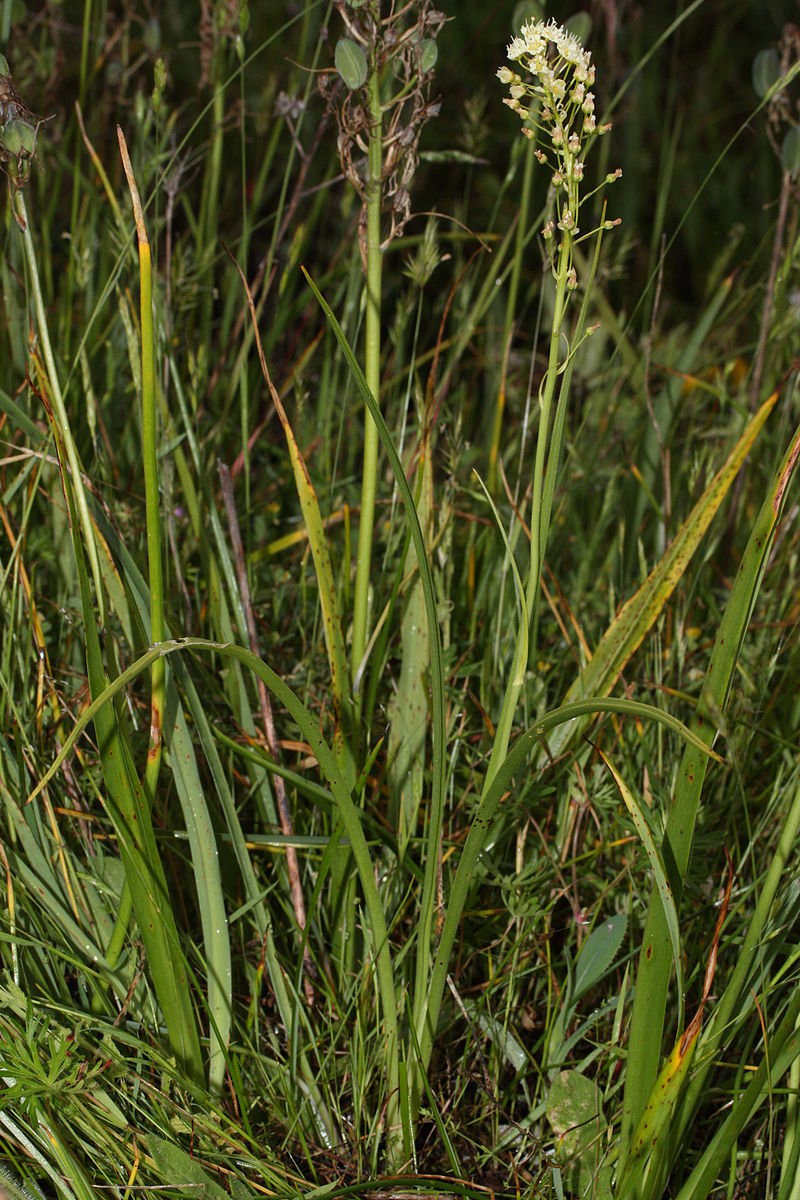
xmin=491 ymin=19 xmax=800 ymax=1200
xmin=383 ymin=10 xmax=627 ymax=1172
xmin=291 ymin=12 xmax=628 ymax=1169
xmin=483 ymin=21 xmax=621 ymax=775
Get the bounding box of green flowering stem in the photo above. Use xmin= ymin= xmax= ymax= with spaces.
xmin=361 ymin=67 xmax=398 ymax=1157
xmin=528 ymin=233 xmax=570 ymax=621
xmin=477 ymin=234 xmax=571 ymax=805
xmin=488 ymin=135 xmax=537 ymax=494
xmin=497 ymin=17 xmax=617 ymax=647
xmin=407 ymin=9 xmax=619 ymax=1124
xmin=409 ymin=17 xmax=620 ymax=1127
xmin=351 ymin=63 xmax=383 ymax=718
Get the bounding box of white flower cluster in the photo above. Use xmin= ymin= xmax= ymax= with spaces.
xmin=497 ymin=19 xmax=609 ymax=159
xmin=497 ymin=18 xmax=621 ymax=280
xmin=506 ymin=19 xmax=594 ymax=83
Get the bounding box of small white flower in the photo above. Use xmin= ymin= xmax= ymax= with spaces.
xmin=497 ymin=66 xmax=514 ymax=83
xmin=544 ymin=19 xmax=564 ymax=46
xmin=510 ymin=83 xmax=526 ymax=99
xmin=507 ymin=36 xmax=526 ymax=60
xmin=568 ymin=132 xmax=580 ymax=152
xmin=525 ymin=23 xmax=547 ymax=55
xmin=542 ymin=220 xmax=555 ymax=239
xmin=561 ymin=33 xmax=587 ymax=69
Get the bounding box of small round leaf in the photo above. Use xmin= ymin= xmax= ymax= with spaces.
xmin=782 ymin=126 xmax=800 ymax=177
xmin=752 ymin=48 xmax=780 ymax=98
xmin=420 ymin=39 xmax=438 ymax=74
xmin=335 ymin=38 xmax=368 ymax=90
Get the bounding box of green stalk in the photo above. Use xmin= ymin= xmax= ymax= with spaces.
xmin=61 ymin=0 xmax=93 ymax=360
xmin=103 ymin=131 xmax=165 ymax=971
xmin=473 ymin=233 xmax=572 ymax=807
xmin=487 ymin=135 xmax=536 ymax=493
xmin=527 ymin=235 xmax=570 ymax=621
xmin=304 ymin=269 xmax=446 ymax=1168
xmin=13 ymin=191 xmax=105 ymax=622
xmin=198 ymin=51 xmax=226 ymax=351
xmin=351 ymin=63 xmax=383 ymax=713
xmin=117 ymin=129 xmax=165 ymax=801
xmin=237 ymin=43 xmax=251 ymax=512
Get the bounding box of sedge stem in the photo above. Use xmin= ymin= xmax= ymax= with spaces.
xmin=351 ymin=64 xmax=383 ymax=722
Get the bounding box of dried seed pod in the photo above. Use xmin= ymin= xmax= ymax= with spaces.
xmin=0 ymin=57 xmax=43 ymax=189
xmin=322 ymin=0 xmax=444 ymax=254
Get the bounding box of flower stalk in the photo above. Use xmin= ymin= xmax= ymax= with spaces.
xmin=410 ymin=18 xmax=622 ymax=1126
xmin=491 ymin=18 xmax=620 ymax=743
xmin=352 ymin=64 xmax=383 ymax=714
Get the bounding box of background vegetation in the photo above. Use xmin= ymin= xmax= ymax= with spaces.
xmin=2 ymin=1 xmax=800 ymax=1197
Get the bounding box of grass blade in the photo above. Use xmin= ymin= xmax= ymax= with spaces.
xmin=27 ymin=635 xmax=397 ymax=1145
xmin=595 ymin=746 xmax=684 ymax=1032
xmin=40 ymin=406 xmax=203 ymax=1082
xmin=549 ymin=391 xmax=777 ymax=762
xmin=673 ymin=996 xmax=800 ymax=1200
xmin=164 ymin=693 xmax=232 ymax=1096
xmin=226 ymin=250 xmax=352 ymax=758
xmin=620 ymin=414 xmax=800 ymax=1163
xmin=301 ymin=266 xmax=446 ymax=1141
xmin=412 ymin=690 xmax=723 ymax=1103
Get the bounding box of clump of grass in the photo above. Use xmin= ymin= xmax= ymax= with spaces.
xmin=2 ymin=4 xmax=800 ymax=1199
